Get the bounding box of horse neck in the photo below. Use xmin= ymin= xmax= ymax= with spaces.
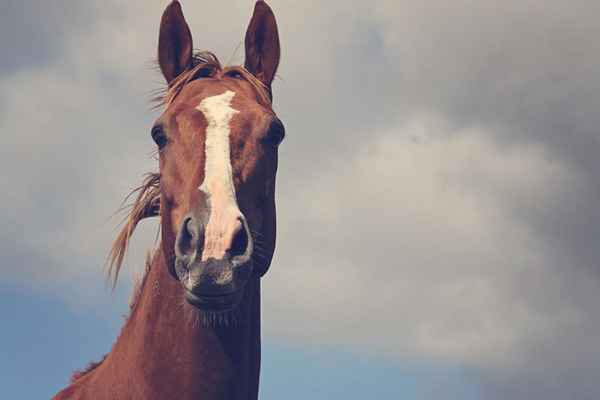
xmin=91 ymin=251 xmax=262 ymax=400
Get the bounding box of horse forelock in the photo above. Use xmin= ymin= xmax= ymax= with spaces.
xmin=152 ymin=51 xmax=273 ymax=111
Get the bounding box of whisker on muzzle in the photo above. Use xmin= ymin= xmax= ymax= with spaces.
xmin=182 ymin=297 xmax=241 ymax=328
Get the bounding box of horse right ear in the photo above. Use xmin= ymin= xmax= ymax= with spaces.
xmin=158 ymin=1 xmax=193 ymax=84
xmin=244 ymin=1 xmax=280 ymax=92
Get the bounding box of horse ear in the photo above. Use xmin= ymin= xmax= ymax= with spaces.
xmin=244 ymin=1 xmax=281 ymax=92
xmin=158 ymin=1 xmax=193 ymax=84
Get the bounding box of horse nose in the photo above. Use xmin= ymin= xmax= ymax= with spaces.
xmin=174 ymin=210 xmax=254 ymax=297
xmin=202 ymin=214 xmax=252 ymax=262
xmin=175 ymin=214 xmax=204 ymax=262
xmin=174 ymin=212 xmax=253 ymax=265
xmin=227 ymin=217 xmax=251 ymax=260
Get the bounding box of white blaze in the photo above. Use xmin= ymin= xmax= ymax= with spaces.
xmin=196 ymin=90 xmax=242 ymax=261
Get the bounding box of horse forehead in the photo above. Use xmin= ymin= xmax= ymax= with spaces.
xmin=194 ymin=89 xmax=264 ymax=135
xmin=196 ymin=90 xmax=239 ymax=121
xmin=181 ymin=79 xmax=249 ymax=108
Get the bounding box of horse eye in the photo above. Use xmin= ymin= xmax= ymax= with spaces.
xmin=263 ymin=119 xmax=285 ymax=147
xmin=151 ymin=125 xmax=168 ymax=149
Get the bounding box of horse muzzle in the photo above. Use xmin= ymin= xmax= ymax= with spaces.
xmin=174 ymin=212 xmax=253 ymax=311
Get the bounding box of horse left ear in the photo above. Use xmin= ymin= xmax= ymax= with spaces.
xmin=244 ymin=1 xmax=281 ymax=93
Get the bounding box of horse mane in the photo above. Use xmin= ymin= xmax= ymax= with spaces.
xmin=107 ymin=173 xmax=160 ymax=286
xmin=70 ymin=355 xmax=108 ymax=384
xmin=74 ymin=251 xmax=155 ymax=384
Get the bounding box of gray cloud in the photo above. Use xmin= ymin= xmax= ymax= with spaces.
xmin=2 ymin=1 xmax=600 ymax=399
xmin=0 ymin=1 xmax=102 ymax=76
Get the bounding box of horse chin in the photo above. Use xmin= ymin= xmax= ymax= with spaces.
xmin=183 ymin=287 xmax=245 ymax=312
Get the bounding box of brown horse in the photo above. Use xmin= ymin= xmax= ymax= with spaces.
xmin=53 ymin=1 xmax=283 ymax=399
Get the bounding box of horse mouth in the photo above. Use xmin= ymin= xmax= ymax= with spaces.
xmin=184 ymin=288 xmax=244 ymax=311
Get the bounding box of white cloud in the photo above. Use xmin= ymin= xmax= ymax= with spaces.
xmin=264 ymin=114 xmax=590 ymax=368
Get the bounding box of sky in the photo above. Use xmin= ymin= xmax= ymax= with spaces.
xmin=1 ymin=0 xmax=599 ymax=398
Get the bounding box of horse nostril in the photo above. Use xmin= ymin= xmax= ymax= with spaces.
xmin=229 ymin=219 xmax=249 ymax=259
xmin=175 ymin=215 xmax=202 ymax=259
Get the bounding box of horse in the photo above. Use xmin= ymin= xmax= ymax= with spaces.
xmin=53 ymin=1 xmax=283 ymax=398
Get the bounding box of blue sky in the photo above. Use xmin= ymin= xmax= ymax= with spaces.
xmin=2 ymin=282 xmax=482 ymax=399
xmin=2 ymin=1 xmax=600 ymax=399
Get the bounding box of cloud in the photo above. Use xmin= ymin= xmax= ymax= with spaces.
xmin=266 ymin=115 xmax=588 ymax=364
xmin=267 ymin=115 xmax=599 ymax=399
xmin=2 ymin=1 xmax=600 ymax=399
xmin=0 ymin=1 xmax=99 ymax=75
